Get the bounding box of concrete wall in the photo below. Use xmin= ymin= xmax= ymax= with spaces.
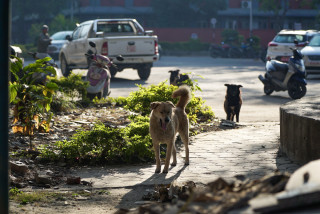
xmin=280 ymin=96 xmax=320 ymax=164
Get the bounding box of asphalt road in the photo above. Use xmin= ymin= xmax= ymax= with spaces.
xmin=30 ymin=56 xmax=319 ymax=123
xmin=107 ymin=56 xmax=320 ymax=123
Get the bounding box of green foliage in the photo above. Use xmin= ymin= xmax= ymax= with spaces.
xmin=28 ymin=14 xmax=78 ymax=46
xmin=39 ymin=79 xmax=214 ymax=165
xmin=9 ymin=56 xmax=58 ymax=137
xmin=248 ymin=35 xmax=261 ymax=50
xmin=9 ymin=187 xmax=22 ymax=197
xmin=122 ymin=115 xmax=153 ymax=162
xmin=160 ymin=39 xmax=209 ymax=52
xmin=40 ymin=116 xmax=153 ymax=164
xmin=48 ymin=73 xmax=89 ymax=101
xmin=221 ymin=29 xmax=241 ymax=45
xmin=50 ymin=14 xmax=78 ymax=33
xmin=125 ymin=82 xmax=175 ymax=115
xmin=124 ymin=81 xmax=214 ymax=124
xmin=9 ymin=188 xmax=45 ymax=204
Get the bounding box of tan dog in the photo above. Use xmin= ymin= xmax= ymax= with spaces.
xmin=150 ymin=85 xmax=191 ymax=173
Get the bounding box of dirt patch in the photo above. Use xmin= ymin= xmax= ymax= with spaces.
xmin=9 ymin=104 xmax=238 ymax=213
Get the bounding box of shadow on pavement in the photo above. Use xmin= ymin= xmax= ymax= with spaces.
xmin=116 ymin=164 xmax=188 ymax=210
xmin=111 ymin=77 xmax=147 ymax=88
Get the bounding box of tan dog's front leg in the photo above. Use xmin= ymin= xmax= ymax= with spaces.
xmin=153 ymin=142 xmax=161 ymax=173
xmin=171 ymin=142 xmax=177 ymax=166
xmin=163 ymin=141 xmax=173 ymax=173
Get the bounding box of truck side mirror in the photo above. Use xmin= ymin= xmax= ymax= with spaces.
xmin=89 ymin=41 xmax=96 ymax=48
xmin=66 ymin=35 xmax=72 ymax=41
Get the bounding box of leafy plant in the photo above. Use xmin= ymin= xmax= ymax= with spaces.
xmin=48 ymin=73 xmax=89 ymax=101
xmin=40 ymin=115 xmax=153 ymax=164
xmin=9 ymin=56 xmax=58 ymax=146
xmin=39 ymin=79 xmax=214 ymax=164
xmin=160 ymin=39 xmax=210 ymax=52
xmin=124 ymin=81 xmax=214 ymax=124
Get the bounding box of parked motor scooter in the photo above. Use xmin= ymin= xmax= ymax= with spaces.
xmin=209 ymin=42 xmax=230 ymax=58
xmin=85 ymin=41 xmax=123 ymax=99
xmin=258 ymin=41 xmax=307 ymax=99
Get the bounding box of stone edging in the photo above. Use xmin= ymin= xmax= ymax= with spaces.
xmin=280 ymin=96 xmax=320 ymax=164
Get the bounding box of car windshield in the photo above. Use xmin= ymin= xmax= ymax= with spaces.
xmin=274 ymin=34 xmax=305 ymax=43
xmin=308 ymin=35 xmax=320 ymax=46
xmin=51 ymin=31 xmax=72 ymax=40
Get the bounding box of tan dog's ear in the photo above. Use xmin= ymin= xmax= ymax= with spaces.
xmin=165 ymin=101 xmax=175 ymax=108
xmin=150 ymin=102 xmax=161 ymax=110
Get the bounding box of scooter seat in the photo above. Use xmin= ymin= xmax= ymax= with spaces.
xmin=270 ymin=60 xmax=289 ymax=72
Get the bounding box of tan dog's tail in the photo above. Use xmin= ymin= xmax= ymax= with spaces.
xmin=172 ymin=85 xmax=191 ymax=109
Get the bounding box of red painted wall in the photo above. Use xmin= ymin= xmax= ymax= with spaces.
xmin=100 ymin=0 xmax=125 ymax=6
xmin=290 ymin=0 xmax=312 ymax=9
xmin=134 ymin=0 xmax=151 ymax=6
xmin=79 ymin=0 xmax=150 ymax=7
xmin=229 ymin=0 xmax=242 ymax=8
xmin=153 ymin=28 xmax=277 ymax=48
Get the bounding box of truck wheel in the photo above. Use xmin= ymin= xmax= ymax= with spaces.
xmin=102 ymin=86 xmax=110 ymax=98
xmin=60 ymin=55 xmax=71 ymax=77
xmin=110 ymin=67 xmax=117 ymax=78
xmin=137 ymin=66 xmax=151 ymax=80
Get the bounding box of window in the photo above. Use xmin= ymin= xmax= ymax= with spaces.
xmin=97 ymin=22 xmax=134 ymax=33
xmin=72 ymin=26 xmax=82 ymax=40
xmin=274 ymin=34 xmax=305 ymax=43
xmin=79 ymin=24 xmax=91 ymax=38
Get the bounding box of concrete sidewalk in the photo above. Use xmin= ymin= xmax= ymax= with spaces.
xmin=69 ymin=122 xmax=300 ymax=188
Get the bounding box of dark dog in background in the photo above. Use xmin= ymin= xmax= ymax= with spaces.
xmin=169 ymin=70 xmax=190 ymax=86
xmin=224 ymin=84 xmax=243 ymax=122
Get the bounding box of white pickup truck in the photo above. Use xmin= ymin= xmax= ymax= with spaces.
xmin=59 ymin=19 xmax=159 ymax=80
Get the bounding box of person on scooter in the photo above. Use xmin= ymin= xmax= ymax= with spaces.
xmin=34 ymin=25 xmax=56 ymax=84
xmin=36 ymin=25 xmax=52 ymax=59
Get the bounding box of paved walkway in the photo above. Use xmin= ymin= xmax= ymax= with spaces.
xmin=69 ymin=122 xmax=300 ymax=188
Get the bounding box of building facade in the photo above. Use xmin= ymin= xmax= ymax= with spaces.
xmin=69 ymin=0 xmax=319 ymax=47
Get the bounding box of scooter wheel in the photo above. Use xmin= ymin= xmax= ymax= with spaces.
xmin=264 ymin=84 xmax=274 ymax=95
xmin=288 ymin=81 xmax=306 ymax=99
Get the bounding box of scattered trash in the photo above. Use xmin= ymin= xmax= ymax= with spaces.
xmin=251 ymin=159 xmax=320 ymax=213
xmin=220 ymin=119 xmax=236 ymax=127
xmin=123 ymin=172 xmax=290 ymax=214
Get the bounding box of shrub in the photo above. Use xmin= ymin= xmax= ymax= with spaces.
xmin=9 ymin=57 xmax=58 ymax=142
xmin=160 ymin=39 xmax=210 ymax=52
xmin=48 ymin=73 xmax=89 ymax=101
xmin=40 ymin=115 xmax=154 ymax=164
xmin=124 ymin=81 xmax=214 ymax=124
xmin=39 ymin=80 xmax=214 ymax=164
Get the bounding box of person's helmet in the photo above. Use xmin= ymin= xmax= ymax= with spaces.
xmin=42 ymin=25 xmax=49 ymax=30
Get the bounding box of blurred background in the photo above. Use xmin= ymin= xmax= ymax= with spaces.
xmin=10 ymin=0 xmax=320 ymax=58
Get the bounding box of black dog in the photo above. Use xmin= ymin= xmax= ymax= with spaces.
xmin=224 ymin=84 xmax=243 ymax=122
xmin=169 ymin=70 xmax=190 ymax=86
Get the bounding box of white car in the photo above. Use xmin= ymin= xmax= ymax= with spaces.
xmin=266 ymin=29 xmax=318 ymax=62
xmin=47 ymin=31 xmax=73 ymax=60
xmin=301 ymin=34 xmax=320 ymax=76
